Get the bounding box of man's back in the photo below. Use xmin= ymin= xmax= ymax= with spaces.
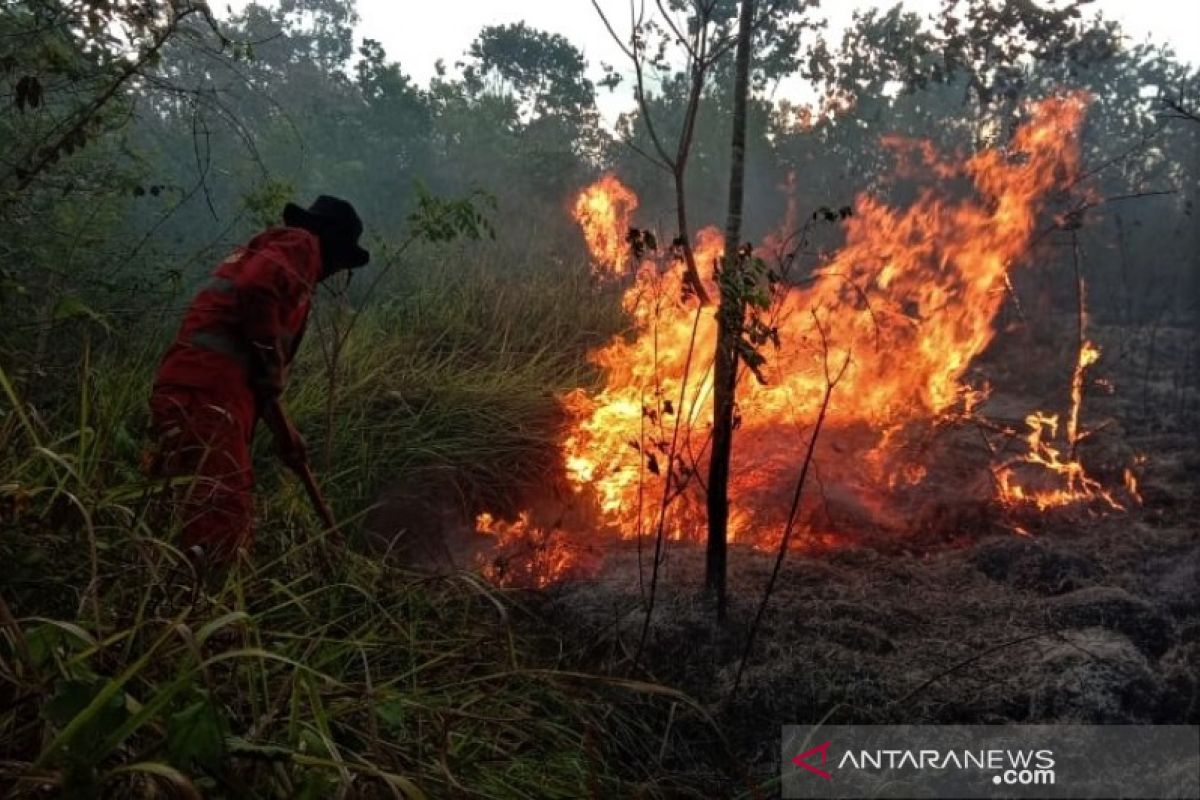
xmin=154 ymin=226 xmax=321 ymax=430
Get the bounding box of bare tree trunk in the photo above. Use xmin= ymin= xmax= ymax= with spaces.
xmin=672 ymin=27 xmax=714 ymax=306
xmin=673 ymin=165 xmax=709 ymax=305
xmin=1191 ymin=121 xmax=1200 ymax=336
xmin=706 ymin=0 xmax=755 ymax=622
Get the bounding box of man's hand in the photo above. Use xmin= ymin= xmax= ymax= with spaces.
xmin=277 ymin=421 xmax=308 ymax=472
xmin=250 ymin=339 xmax=288 ymax=402
xmin=263 ymin=400 xmax=307 ymax=473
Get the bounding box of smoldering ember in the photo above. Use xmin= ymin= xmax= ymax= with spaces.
xmin=1 ymin=1 xmax=1196 ymax=798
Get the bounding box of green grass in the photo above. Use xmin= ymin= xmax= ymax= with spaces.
xmin=0 ymin=248 xmax=699 ymax=798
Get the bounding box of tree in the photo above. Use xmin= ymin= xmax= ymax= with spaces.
xmin=277 ymin=0 xmax=359 ymax=69
xmin=806 ymin=0 xmax=1116 ymax=144
xmin=594 ymin=1 xmax=814 ymax=620
xmin=1161 ymin=91 xmax=1200 ymax=333
xmin=463 ymin=23 xmax=596 ymax=125
xmin=591 ymin=0 xmax=747 ymax=305
xmin=0 ymin=0 xmax=218 ymax=204
xmin=707 ymin=0 xmax=756 ymax=621
xmin=459 ymin=23 xmax=604 ymax=197
xmin=0 ymin=0 xmax=227 ymax=379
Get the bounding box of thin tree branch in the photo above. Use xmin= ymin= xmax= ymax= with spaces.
xmin=727 ymin=311 xmax=850 ymax=702
xmin=1 ymin=7 xmax=199 ymax=198
xmin=654 ymin=0 xmax=695 ymax=59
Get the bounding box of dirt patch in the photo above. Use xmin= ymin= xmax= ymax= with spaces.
xmin=1144 ymin=545 xmax=1200 ymax=616
xmin=363 ymin=469 xmax=484 ymax=571
xmin=1025 ymin=627 xmax=1163 ymax=722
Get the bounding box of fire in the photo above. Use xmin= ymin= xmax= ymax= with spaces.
xmin=994 ymin=331 xmax=1144 ymax=512
xmin=477 ymin=93 xmax=1142 ymax=587
xmin=564 ymin=95 xmax=1103 ymax=543
xmin=1123 ymin=458 xmax=1144 ymax=504
xmin=994 ymin=411 xmax=1122 ymax=512
xmin=475 ymin=512 xmax=579 ymax=588
xmin=572 ymin=174 xmax=639 ymax=276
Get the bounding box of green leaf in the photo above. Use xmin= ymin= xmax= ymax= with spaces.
xmin=376 ymin=696 xmax=407 ymax=736
xmin=407 ymin=180 xmax=496 ymax=243
xmin=297 ymin=727 xmax=331 ymax=760
xmin=52 ymin=296 xmax=110 ymax=331
xmin=26 ymin=624 xmax=65 ymax=671
xmin=296 ymin=768 xmax=340 ymax=800
xmin=44 ymin=677 xmax=130 ymax=762
xmin=45 ymin=680 xmax=96 ymax=728
xmin=25 ymin=621 xmax=92 ymax=670
xmin=167 ymin=695 xmax=225 ymax=772
xmin=242 ymin=179 xmax=295 ymax=229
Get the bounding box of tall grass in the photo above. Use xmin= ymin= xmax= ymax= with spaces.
xmin=0 ymin=247 xmax=699 ymax=798
xmin=286 ymin=242 xmax=627 ymax=516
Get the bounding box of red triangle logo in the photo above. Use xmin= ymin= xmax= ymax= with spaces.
xmin=792 ymin=740 xmax=833 ymax=780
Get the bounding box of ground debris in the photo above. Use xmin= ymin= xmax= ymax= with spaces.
xmin=972 ymin=535 xmax=1100 ymax=595
xmin=1027 ymin=627 xmax=1163 ymax=722
xmin=1048 ymin=586 xmax=1175 ymax=657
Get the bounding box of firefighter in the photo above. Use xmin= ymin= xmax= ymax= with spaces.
xmin=147 ymin=196 xmax=370 ymax=563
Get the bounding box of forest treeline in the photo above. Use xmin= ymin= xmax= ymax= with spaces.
xmin=3 ymin=0 xmax=1198 ymax=373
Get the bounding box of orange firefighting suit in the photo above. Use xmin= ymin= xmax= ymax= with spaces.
xmin=148 ymin=227 xmax=321 ymax=561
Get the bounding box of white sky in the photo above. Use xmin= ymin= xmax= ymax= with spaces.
xmin=220 ymin=0 xmax=1200 ymax=122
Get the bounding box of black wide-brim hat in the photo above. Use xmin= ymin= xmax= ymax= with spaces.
xmin=283 ymin=195 xmax=370 ymax=269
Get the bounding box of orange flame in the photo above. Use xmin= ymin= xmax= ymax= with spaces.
xmin=572 ymin=174 xmax=639 ymax=276
xmin=563 ymin=94 xmax=1099 ymax=545
xmin=478 ymin=93 xmax=1143 ymax=587
xmin=474 ymin=512 xmax=578 ymax=589
xmin=994 ymin=334 xmax=1141 ymax=512
xmin=994 ymin=411 xmax=1121 ymax=512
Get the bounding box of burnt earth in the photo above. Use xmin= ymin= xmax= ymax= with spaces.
xmin=501 ymin=322 xmax=1197 ymax=794
xmin=971 ymin=536 xmax=1100 ymax=595
xmin=535 ymin=486 xmax=1198 ymax=792
xmin=1047 ymin=586 xmax=1175 ymax=657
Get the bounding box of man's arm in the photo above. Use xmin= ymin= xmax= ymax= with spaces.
xmin=234 ymin=248 xmax=311 ymax=467
xmin=262 ymin=398 xmax=307 ymax=472
xmin=240 ymin=287 xmax=291 ymax=405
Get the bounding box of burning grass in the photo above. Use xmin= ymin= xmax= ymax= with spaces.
xmin=500 ymin=313 xmax=1199 ymax=790
xmin=471 ymin=94 xmax=1145 ymax=589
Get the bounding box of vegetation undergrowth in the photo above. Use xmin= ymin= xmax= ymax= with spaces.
xmin=283 ymin=243 xmax=627 ymax=516
xmin=0 ymin=247 xmax=689 ymax=799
